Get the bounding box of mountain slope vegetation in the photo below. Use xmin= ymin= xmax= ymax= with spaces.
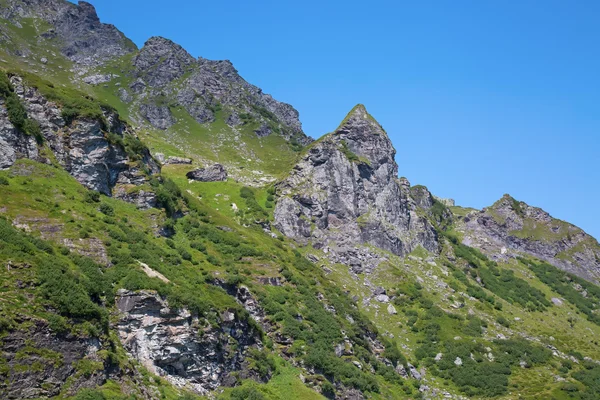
xmin=1 ymin=1 xmax=600 ymax=400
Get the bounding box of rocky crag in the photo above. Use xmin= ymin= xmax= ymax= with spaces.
xmin=115 ymin=290 xmax=263 ymax=395
xmin=0 ymin=0 xmax=136 ymax=66
xmin=457 ymin=194 xmax=600 ymax=282
xmin=129 ymin=36 xmax=309 ymax=145
xmin=274 ymin=105 xmax=438 ymax=272
xmin=0 ymin=74 xmax=159 ymax=206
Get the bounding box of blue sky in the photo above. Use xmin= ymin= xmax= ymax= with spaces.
xmin=83 ymin=1 xmax=599 ymax=239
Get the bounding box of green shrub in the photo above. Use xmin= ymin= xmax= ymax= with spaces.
xmin=0 ymin=176 xmax=8 ymax=185
xmin=5 ymin=93 xmax=26 ymax=130
xmin=84 ymin=190 xmax=100 ymax=203
xmin=99 ymin=203 xmax=114 ymax=216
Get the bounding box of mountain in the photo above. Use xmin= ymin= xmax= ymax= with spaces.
xmin=275 ymin=104 xmax=438 ymax=271
xmin=2 ymin=1 xmax=600 ymax=400
xmin=456 ymin=194 xmax=600 ymax=283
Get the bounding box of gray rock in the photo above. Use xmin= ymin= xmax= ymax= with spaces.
xmin=254 ymin=123 xmax=272 ymax=137
xmin=274 ymin=104 xmax=438 ymax=260
xmin=139 ymin=102 xmax=175 ymax=130
xmin=375 ymin=294 xmax=390 ymax=303
xmin=127 ymin=36 xmax=311 ymax=145
xmin=82 ymin=74 xmax=118 ymax=85
xmin=0 ymin=75 xmax=159 ymax=199
xmin=117 ymin=87 xmax=133 ymax=103
xmin=164 ymin=156 xmax=192 ymax=165
xmin=459 ymin=194 xmax=600 ymax=283
xmin=133 ymin=36 xmax=195 ymax=87
xmin=116 ymin=289 xmax=261 ymax=395
xmin=186 ymin=164 xmax=227 ymax=182
xmin=0 ymin=319 xmax=106 ymax=399
xmin=1 ymin=0 xmax=136 ymax=66
xmin=434 ymin=195 xmax=456 ymax=207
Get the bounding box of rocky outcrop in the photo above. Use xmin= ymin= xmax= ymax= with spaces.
xmin=115 ymin=290 xmax=261 ymax=395
xmin=458 ymin=194 xmax=600 ymax=282
xmin=129 ymin=36 xmax=310 ymax=144
xmin=1 ymin=0 xmax=136 ymax=65
xmin=0 ymin=318 xmax=106 ymax=399
xmin=186 ymin=164 xmax=227 ymax=182
xmin=139 ymin=102 xmax=175 ymax=130
xmin=410 ymin=185 xmax=435 ymax=210
xmin=274 ymin=104 xmax=438 ymax=262
xmin=434 ymin=196 xmax=455 ymax=207
xmin=0 ymin=75 xmax=159 ymax=197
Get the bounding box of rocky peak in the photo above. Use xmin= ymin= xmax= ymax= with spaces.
xmin=410 ymin=185 xmax=435 ymax=210
xmin=74 ymin=1 xmax=100 ymax=24
xmin=2 ymin=0 xmax=136 ymax=65
xmin=329 ymin=104 xmax=396 ymax=171
xmin=459 ymin=194 xmax=600 ymax=282
xmin=274 ymin=105 xmax=438 ymax=263
xmin=133 ymin=36 xmax=195 ymax=87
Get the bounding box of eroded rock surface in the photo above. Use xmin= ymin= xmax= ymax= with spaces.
xmin=458 ymin=194 xmax=600 ymax=282
xmin=115 ymin=289 xmax=261 ymax=394
xmin=0 ymin=0 xmax=136 ymax=65
xmin=186 ymin=164 xmax=227 ymax=182
xmin=274 ymin=104 xmax=438 ymax=262
xmin=0 ymin=319 xmax=106 ymax=399
xmin=0 ymin=76 xmax=159 ymax=199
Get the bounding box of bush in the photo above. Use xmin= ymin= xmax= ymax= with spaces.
xmin=496 ymin=315 xmax=510 ymax=328
xmin=0 ymin=176 xmax=8 ymax=185
xmin=84 ymin=191 xmax=100 ymax=203
xmin=5 ymin=93 xmax=26 ymax=130
xmin=99 ymin=203 xmax=114 ymax=216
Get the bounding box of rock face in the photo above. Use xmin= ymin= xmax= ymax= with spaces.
xmin=0 ymin=75 xmax=159 ymax=198
xmin=0 ymin=319 xmax=105 ymax=399
xmin=115 ymin=290 xmax=261 ymax=395
xmin=0 ymin=0 xmax=136 ymax=65
xmin=186 ymin=164 xmax=228 ymax=182
xmin=274 ymin=104 xmax=438 ymax=259
xmin=458 ymin=194 xmax=600 ymax=282
xmin=130 ymin=36 xmax=310 ymax=144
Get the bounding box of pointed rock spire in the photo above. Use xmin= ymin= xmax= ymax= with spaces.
xmin=274 ymin=105 xmax=438 ymax=258
xmin=329 ymin=104 xmax=396 ymax=172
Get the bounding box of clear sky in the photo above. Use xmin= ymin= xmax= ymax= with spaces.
xmin=81 ymin=0 xmax=599 ymax=239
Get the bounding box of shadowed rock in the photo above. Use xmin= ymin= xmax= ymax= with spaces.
xmin=274 ymin=104 xmax=438 ymax=259
xmin=186 ymin=164 xmax=227 ymax=182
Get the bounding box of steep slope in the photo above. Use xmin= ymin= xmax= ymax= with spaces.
xmin=0 ymin=71 xmax=159 ymax=204
xmin=456 ymin=194 xmax=600 ymax=282
xmin=275 ymin=105 xmax=438 ymax=267
xmin=0 ymin=0 xmax=136 ymax=66
xmin=4 ymin=1 xmax=600 ymax=400
xmin=0 ymin=0 xmax=310 ymax=183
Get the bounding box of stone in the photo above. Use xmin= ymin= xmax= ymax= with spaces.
xmin=116 ymin=290 xmax=261 ymax=394
xmin=387 ymin=304 xmax=397 ymax=315
xmin=0 ymin=76 xmax=159 ymax=198
xmin=139 ymin=102 xmax=175 ymax=130
xmin=454 ymin=357 xmax=462 ymax=366
xmin=274 ymin=104 xmax=438 ymax=265
xmin=1 ymin=0 xmax=136 ymax=66
xmin=376 ymin=294 xmax=390 ymax=303
xmin=551 ymin=297 xmax=563 ymax=306
xmin=186 ymin=164 xmax=228 ymax=182
xmin=459 ymin=193 xmax=600 ymax=283
xmin=164 ymin=156 xmax=192 ymax=165
xmin=82 ymin=73 xmax=118 ymax=85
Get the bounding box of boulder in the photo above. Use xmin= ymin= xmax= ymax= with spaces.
xmin=186 ymin=164 xmax=227 ymax=182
